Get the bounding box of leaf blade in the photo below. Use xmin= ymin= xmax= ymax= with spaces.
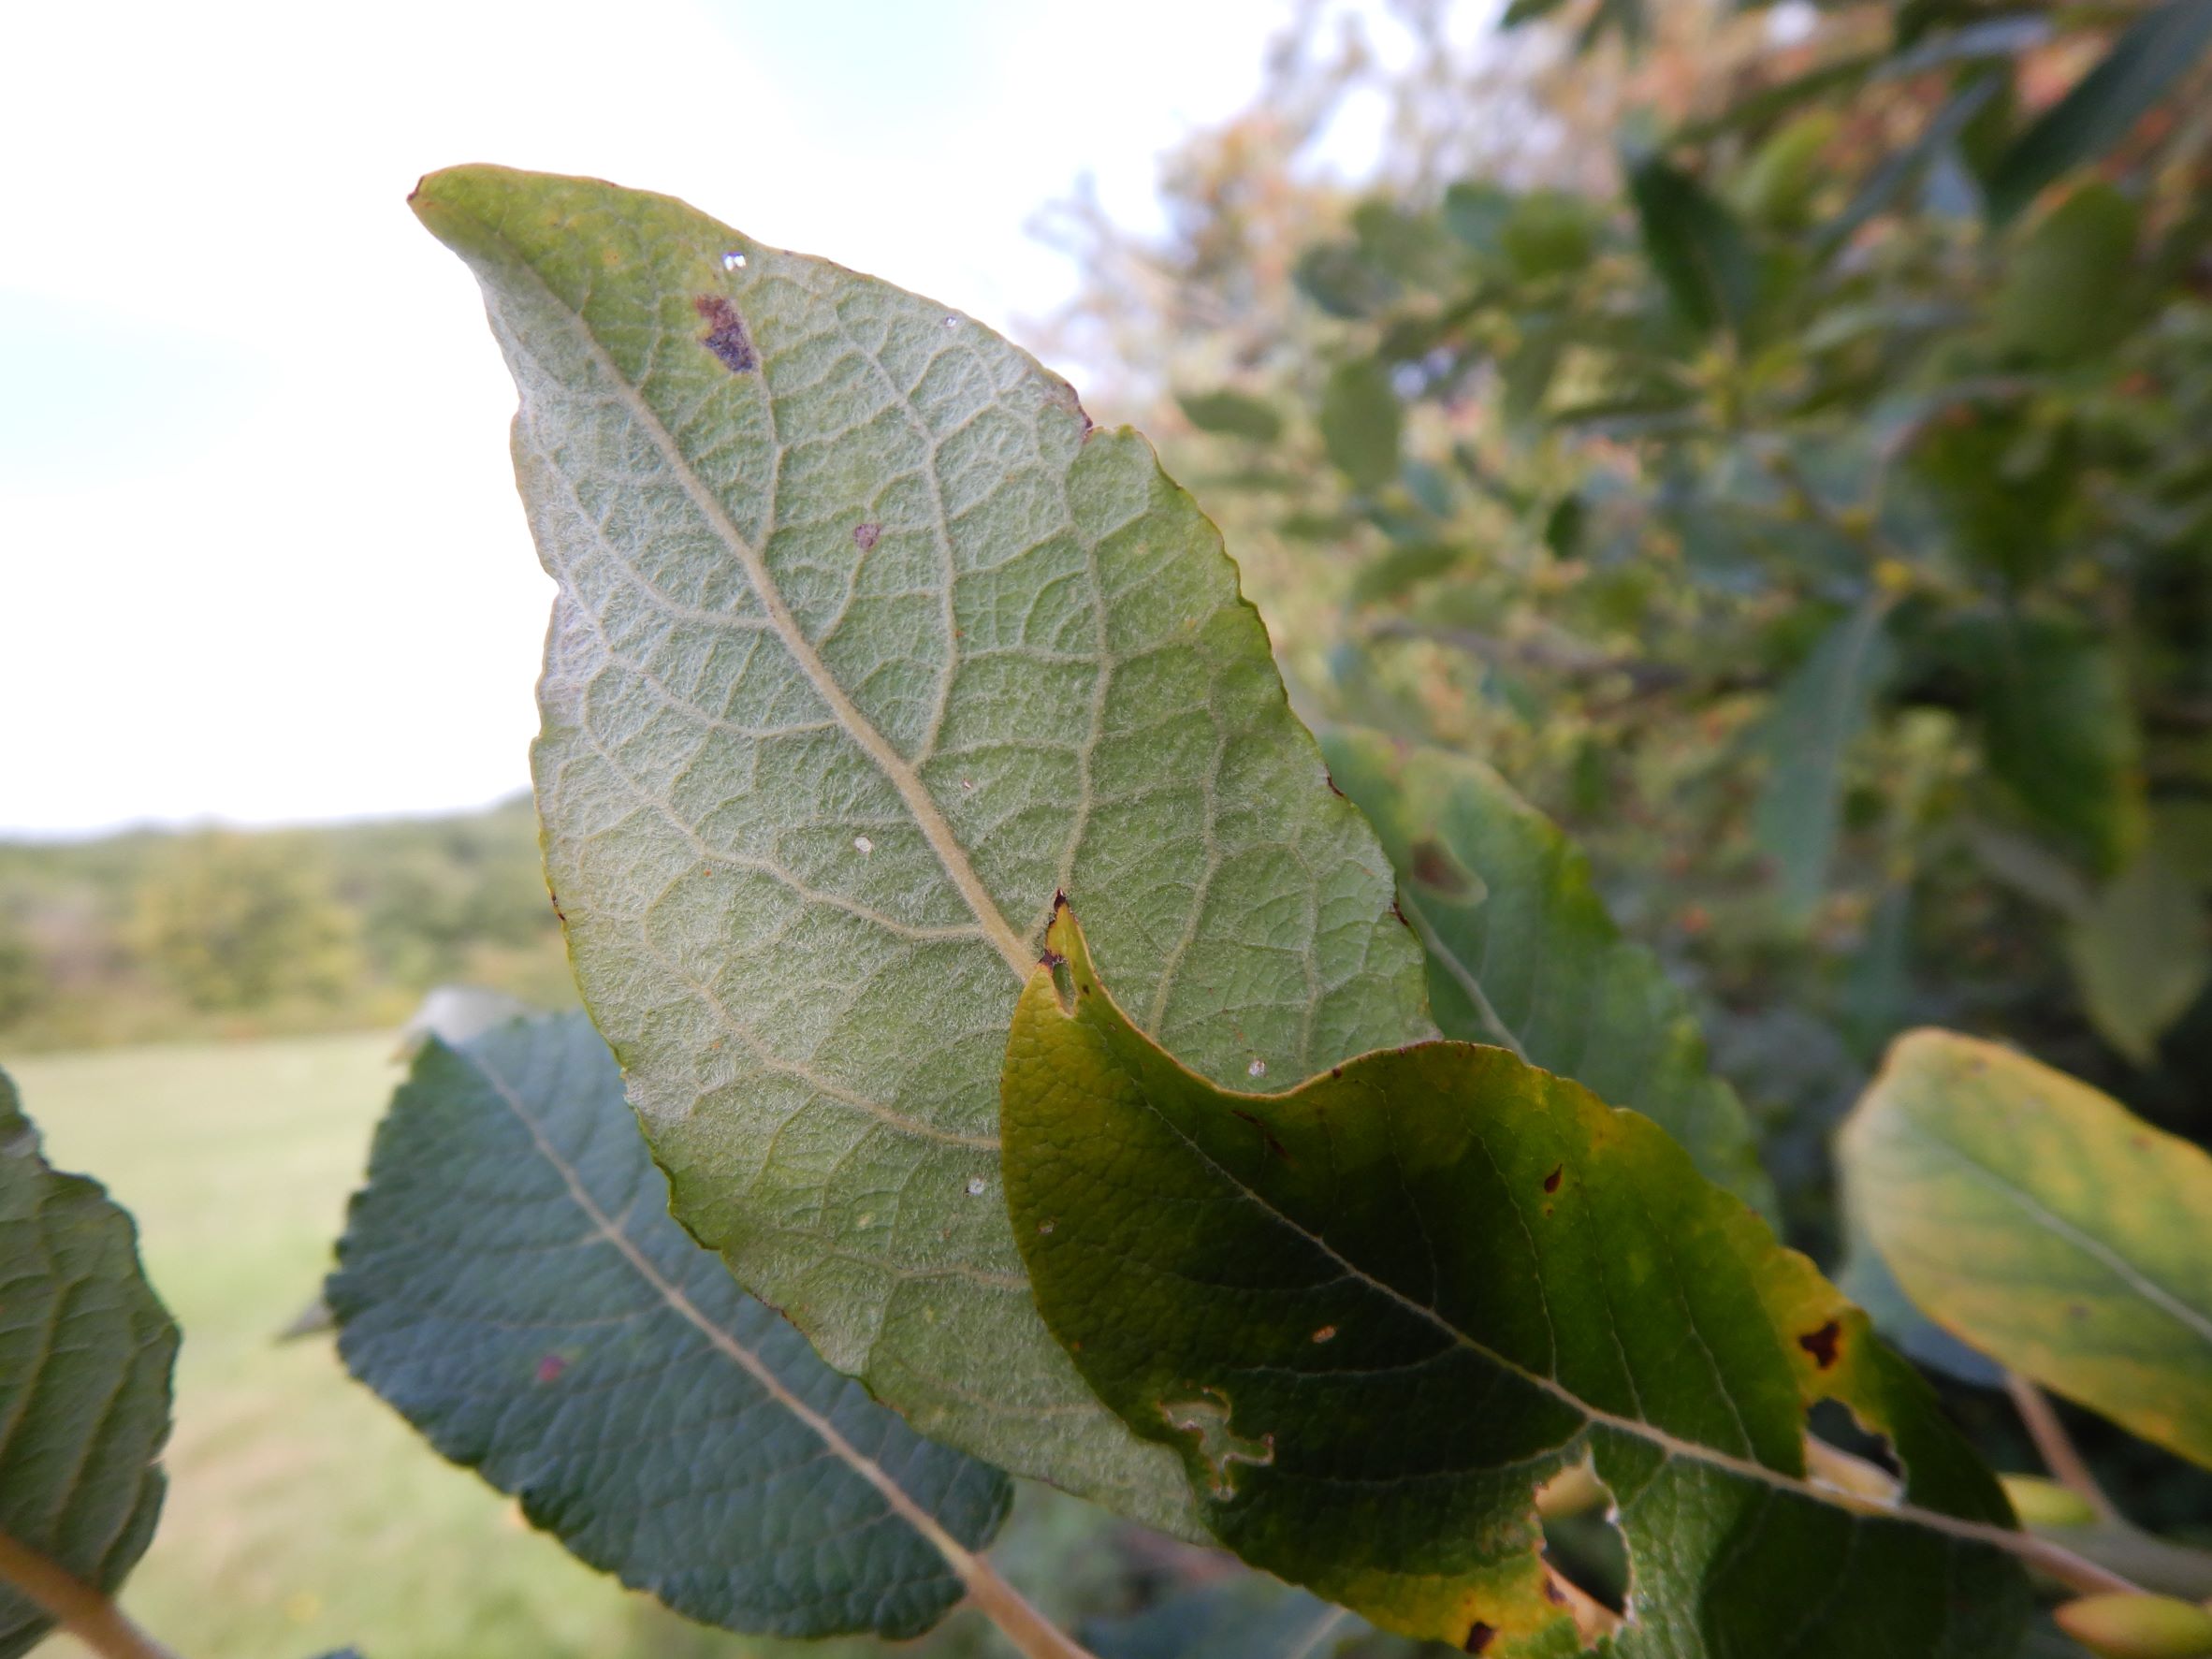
xmin=413 ymin=164 xmax=1432 ymax=1529
xmin=1320 ymin=729 xmax=1774 ymax=1215
xmin=0 ymin=1070 xmax=176 ymax=1659
xmin=327 ymin=1010 xmax=1013 ymax=1639
xmin=1003 ymin=908 xmax=2028 ymax=1653
xmin=1841 ymin=1030 xmax=2212 ymax=1469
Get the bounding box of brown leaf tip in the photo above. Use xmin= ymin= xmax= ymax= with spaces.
xmin=1797 ymin=1319 xmax=1842 ymax=1370
xmin=692 ymin=294 xmax=758 ymax=372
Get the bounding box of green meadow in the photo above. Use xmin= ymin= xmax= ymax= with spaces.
xmin=9 ymin=1033 xmax=1114 ymax=1659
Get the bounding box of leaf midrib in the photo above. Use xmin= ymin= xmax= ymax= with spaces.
xmin=1899 ymin=1116 xmax=2212 ymax=1349
xmin=459 ymin=1041 xmax=992 ymax=1590
xmin=1111 ymin=1030 xmax=2030 ymax=1559
xmin=496 ymin=236 xmax=1035 ymax=982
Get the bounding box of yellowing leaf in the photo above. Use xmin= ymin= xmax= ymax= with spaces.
xmin=1841 ymin=1031 xmax=2212 ymax=1468
xmin=1003 ymin=905 xmax=2028 ymax=1654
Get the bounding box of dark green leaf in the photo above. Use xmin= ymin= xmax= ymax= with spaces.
xmin=1322 ymin=731 xmax=1774 ymax=1215
xmin=1752 ymin=600 xmax=1898 ymax=921
xmin=328 ymin=1011 xmax=1013 ymax=1639
xmin=1320 ymin=359 xmax=1403 ymax=490
xmin=1991 ymin=184 xmax=2144 ymax=363
xmin=1003 ymin=907 xmax=2029 ymax=1652
xmin=0 ymin=1070 xmax=176 ymax=1659
xmin=1178 ymin=388 xmax=1285 ymax=443
xmin=1629 ymin=157 xmax=1760 ymax=338
xmin=1986 ymin=0 xmax=2212 ymax=224
xmin=1946 ymin=614 xmax=2146 ymax=876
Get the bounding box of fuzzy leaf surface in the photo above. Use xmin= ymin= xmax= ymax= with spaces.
xmin=327 ymin=1011 xmax=1012 ymax=1639
xmin=0 ymin=1070 xmax=176 ymax=1659
xmin=1002 ymin=907 xmax=2027 ymax=1655
xmin=1322 ymin=730 xmax=1773 ymax=1215
xmin=1841 ymin=1031 xmax=2212 ymax=1469
xmin=412 ymin=164 xmax=1432 ymax=1527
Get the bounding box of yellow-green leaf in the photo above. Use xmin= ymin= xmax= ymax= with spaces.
xmin=1003 ymin=905 xmax=2028 ymax=1654
xmin=1841 ymin=1031 xmax=2212 ymax=1468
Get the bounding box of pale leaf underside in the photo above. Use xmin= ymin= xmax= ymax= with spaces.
xmin=413 ymin=165 xmax=1432 ymax=1527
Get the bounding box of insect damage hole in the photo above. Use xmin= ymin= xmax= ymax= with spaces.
xmin=1158 ymin=1388 xmax=1273 ymax=1499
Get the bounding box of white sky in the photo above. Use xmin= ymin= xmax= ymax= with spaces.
xmin=0 ymin=0 xmax=1330 ymax=836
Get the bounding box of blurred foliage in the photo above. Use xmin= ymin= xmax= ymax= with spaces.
xmin=1053 ymin=0 xmax=2212 ymax=1196
xmin=0 ymin=796 xmax=572 ymax=1050
xmin=1042 ymin=0 xmax=2212 ymax=1534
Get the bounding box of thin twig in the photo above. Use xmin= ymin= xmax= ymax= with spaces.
xmin=2006 ymin=1373 xmax=2121 ymax=1524
xmin=0 ymin=1533 xmax=181 ymax=1659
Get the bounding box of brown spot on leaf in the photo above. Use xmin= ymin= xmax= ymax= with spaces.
xmin=1464 ymin=1623 xmax=1496 ymax=1653
xmin=1324 ymin=771 xmax=1346 ymax=798
xmin=853 ymin=522 xmax=882 ymax=550
xmin=1543 ymin=1577 xmax=1567 ymax=1606
xmin=1330 ymin=1067 xmax=1343 ymax=1080
xmin=1039 ymin=948 xmax=1066 ymax=970
xmin=692 ymin=294 xmax=757 ymax=372
xmin=1409 ymin=837 xmax=1470 ymax=896
xmin=534 ymin=1355 xmax=567 ymax=1384
xmin=1797 ymin=1319 xmax=1842 ymax=1370
xmin=1543 ymin=1165 xmax=1563 ymax=1194
xmin=1230 ymin=1109 xmax=1289 ymax=1163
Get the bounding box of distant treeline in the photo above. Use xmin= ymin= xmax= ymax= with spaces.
xmin=0 ymin=796 xmax=575 ymax=1051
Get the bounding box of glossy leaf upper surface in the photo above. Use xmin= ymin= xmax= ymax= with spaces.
xmin=1002 ymin=908 xmax=2026 ymax=1655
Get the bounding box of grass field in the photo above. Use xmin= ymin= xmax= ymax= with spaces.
xmin=7 ymin=1032 xmax=1120 ymax=1659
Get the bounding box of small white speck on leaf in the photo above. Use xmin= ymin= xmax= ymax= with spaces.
xmin=1247 ymin=1059 xmax=1267 ymax=1079
xmin=965 ymin=1176 xmax=987 ymax=1197
xmin=1037 ymin=1219 xmax=1055 ymax=1235
xmin=721 ymin=251 xmax=748 ymax=271
xmin=942 ymin=314 xmax=959 ymax=327
xmin=961 ymin=779 xmax=975 ymax=791
xmin=853 ymin=835 xmax=874 ymax=855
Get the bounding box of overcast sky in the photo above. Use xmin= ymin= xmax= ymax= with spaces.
xmin=0 ymin=0 xmax=1363 ymax=836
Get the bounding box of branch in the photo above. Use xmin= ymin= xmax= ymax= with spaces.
xmin=2006 ymin=1373 xmax=2121 ymax=1523
xmin=958 ymin=1558 xmax=1099 ymax=1659
xmin=0 ymin=1533 xmax=181 ymax=1659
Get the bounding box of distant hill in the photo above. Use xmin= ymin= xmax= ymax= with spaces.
xmin=0 ymin=795 xmax=575 ymax=1051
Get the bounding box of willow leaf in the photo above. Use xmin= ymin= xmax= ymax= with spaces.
xmin=412 ymin=165 xmax=1431 ymax=1528
xmin=1321 ymin=730 xmax=1773 ymax=1215
xmin=1841 ymin=1031 xmax=2212 ymax=1470
xmin=328 ymin=1010 xmax=1012 ymax=1639
xmin=0 ymin=1070 xmax=176 ymax=1659
xmin=1002 ymin=906 xmax=2029 ymax=1655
